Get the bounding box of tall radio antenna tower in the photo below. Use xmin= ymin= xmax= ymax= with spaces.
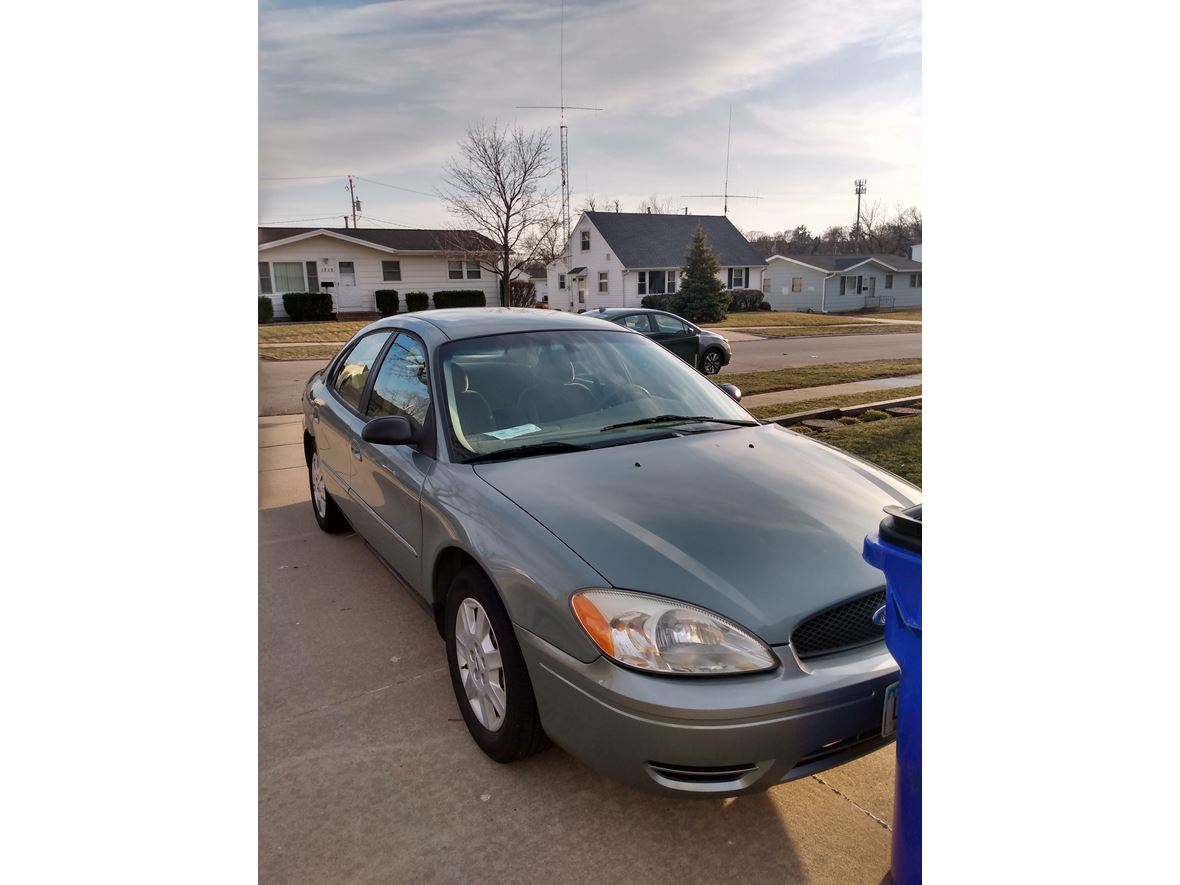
xmin=518 ymin=0 xmax=601 ymax=281
xmin=853 ymin=178 xmax=868 ymax=244
xmin=682 ymin=106 xmax=761 ymax=215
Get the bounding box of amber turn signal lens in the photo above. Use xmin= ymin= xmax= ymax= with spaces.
xmin=572 ymin=593 xmax=613 ymax=656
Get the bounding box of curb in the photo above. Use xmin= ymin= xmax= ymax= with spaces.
xmin=762 ymin=395 xmax=923 ymax=427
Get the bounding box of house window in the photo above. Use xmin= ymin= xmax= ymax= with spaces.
xmin=272 ymin=261 xmax=305 ymax=293
xmin=259 ymin=262 xmax=273 ymax=295
xmin=598 ymin=271 xmax=608 ymax=293
xmin=581 ymin=230 xmax=590 ymax=251
xmin=791 ymin=277 xmax=803 ymax=293
xmin=465 ymin=261 xmax=481 ymax=280
xmin=382 ymin=260 xmax=402 ymax=282
xmin=885 ymin=273 xmax=893 ymax=289
xmin=338 ymin=261 xmax=356 ymax=286
xmin=577 ymin=278 xmax=586 ymax=304
xmin=638 ymin=270 xmax=674 ymax=296
xmin=910 ymin=273 xmax=922 ymax=287
xmin=727 ymin=268 xmax=747 ymax=289
xmin=306 ymin=261 xmax=319 ymax=291
xmin=840 ymin=275 xmax=863 ymax=296
xmin=558 ymin=273 xmax=566 ymax=290
xmin=448 ymin=260 xmax=464 ymax=280
xmin=762 ymin=275 xmax=771 ymax=294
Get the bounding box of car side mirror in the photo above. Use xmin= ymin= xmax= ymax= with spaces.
xmin=719 ymin=383 xmax=742 ymax=402
xmin=362 ymin=415 xmax=419 ymax=446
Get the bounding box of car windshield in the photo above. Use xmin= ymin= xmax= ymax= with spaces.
xmin=440 ymin=329 xmax=753 ymax=459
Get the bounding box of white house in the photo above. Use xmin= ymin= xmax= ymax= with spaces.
xmin=258 ymin=227 xmax=501 ymax=318
xmin=764 ymin=254 xmax=922 ymax=313
xmin=546 ymin=212 xmax=767 ymax=312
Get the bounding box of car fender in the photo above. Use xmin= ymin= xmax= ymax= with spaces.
xmin=420 ymin=460 xmax=607 ymax=663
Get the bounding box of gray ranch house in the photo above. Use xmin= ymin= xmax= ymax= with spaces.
xmin=764 ymin=254 xmax=922 ymax=313
xmin=546 ymin=212 xmax=767 ymax=312
xmin=259 ymin=226 xmax=500 ymax=318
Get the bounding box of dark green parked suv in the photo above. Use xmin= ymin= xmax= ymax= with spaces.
xmin=590 ymin=307 xmax=733 ymax=375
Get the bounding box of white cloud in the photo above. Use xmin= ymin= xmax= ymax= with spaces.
xmin=259 ymin=0 xmax=921 ymax=233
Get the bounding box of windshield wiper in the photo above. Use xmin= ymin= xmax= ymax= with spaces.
xmin=464 ymin=441 xmax=591 ymax=464
xmin=599 ymin=414 xmax=760 ymax=432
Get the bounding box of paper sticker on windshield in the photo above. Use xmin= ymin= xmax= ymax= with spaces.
xmin=482 ymin=423 xmax=542 ymax=441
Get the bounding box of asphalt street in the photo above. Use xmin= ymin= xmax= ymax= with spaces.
xmin=258 ymin=330 xmax=922 ymax=416
xmin=259 ymin=415 xmax=897 ymax=884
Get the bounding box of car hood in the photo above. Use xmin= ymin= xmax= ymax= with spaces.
xmin=473 ymin=423 xmax=918 ymax=646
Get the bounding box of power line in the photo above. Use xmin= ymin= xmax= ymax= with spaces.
xmin=259 ymin=175 xmax=347 ymax=182
xmin=360 ymin=215 xmax=415 ymax=229
xmin=356 ymin=177 xmax=437 ymax=198
xmin=258 ymin=214 xmax=347 ymax=224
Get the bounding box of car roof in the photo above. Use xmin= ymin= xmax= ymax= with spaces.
xmin=591 ymin=307 xmax=670 ymax=317
xmin=365 ymin=307 xmax=622 ymax=339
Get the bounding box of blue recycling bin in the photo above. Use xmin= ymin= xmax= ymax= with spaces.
xmin=863 ymin=504 xmax=922 ymax=885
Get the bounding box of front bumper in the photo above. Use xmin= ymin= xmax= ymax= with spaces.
xmin=517 ymin=626 xmax=897 ymax=797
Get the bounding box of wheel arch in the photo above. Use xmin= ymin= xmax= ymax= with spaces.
xmin=431 ymin=546 xmax=485 ymax=637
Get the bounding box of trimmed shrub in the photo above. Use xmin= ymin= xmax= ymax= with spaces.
xmin=759 ymin=301 xmax=772 ymax=310
xmin=640 ymin=293 xmax=674 ymax=311
xmin=375 ymin=289 xmax=399 ymax=316
xmin=406 ymin=291 xmax=429 ymax=312
xmin=258 ymin=295 xmax=274 ymax=324
xmin=281 ymin=291 xmax=333 ymax=322
xmin=728 ymin=288 xmax=764 ymax=312
xmin=433 ymin=289 xmax=487 ymax=309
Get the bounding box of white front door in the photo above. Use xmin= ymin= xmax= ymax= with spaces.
xmin=336 ymin=260 xmax=365 ymax=311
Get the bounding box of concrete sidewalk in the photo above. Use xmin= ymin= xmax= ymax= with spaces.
xmin=741 ymin=374 xmax=922 ymax=410
xmin=259 ymin=417 xmax=897 ymax=884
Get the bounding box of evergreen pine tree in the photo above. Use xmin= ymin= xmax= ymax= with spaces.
xmin=671 ymin=225 xmax=730 ymax=323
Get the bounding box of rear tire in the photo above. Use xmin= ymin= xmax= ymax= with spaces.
xmin=701 ymin=348 xmax=724 ymax=375
xmin=445 ymin=565 xmax=549 ymax=763
xmin=309 ymin=449 xmax=351 ymax=533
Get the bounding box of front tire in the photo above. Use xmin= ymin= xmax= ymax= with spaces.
xmin=445 ymin=566 xmax=549 ymax=763
xmin=701 ymin=348 xmax=724 ymax=375
xmin=309 ymin=449 xmax=350 ymax=533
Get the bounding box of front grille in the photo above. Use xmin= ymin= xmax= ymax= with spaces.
xmin=791 ymin=588 xmax=886 ymax=660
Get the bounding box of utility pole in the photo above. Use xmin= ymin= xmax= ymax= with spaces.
xmin=347 ymin=175 xmax=360 ymax=228
xmin=854 ymin=179 xmax=867 ymax=247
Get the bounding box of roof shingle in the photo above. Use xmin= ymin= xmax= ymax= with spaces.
xmin=583 ymin=212 xmax=766 ymax=269
xmin=258 ymin=227 xmax=498 ymax=252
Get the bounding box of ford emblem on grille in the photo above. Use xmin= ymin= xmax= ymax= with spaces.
xmin=872 ymin=605 xmax=887 ymax=627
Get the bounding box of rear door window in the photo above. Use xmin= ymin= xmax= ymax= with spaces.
xmin=332 ymin=332 xmax=392 ymax=411
xmin=619 ymin=313 xmax=654 ymax=333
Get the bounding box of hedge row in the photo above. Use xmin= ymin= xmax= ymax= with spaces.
xmin=433 ymin=289 xmax=487 ymax=309
xmin=375 ymin=289 xmax=399 ymax=316
xmin=405 ymin=292 xmax=429 ymax=312
xmin=258 ymin=296 xmax=274 ymax=324
xmin=281 ymin=292 xmax=334 ymax=322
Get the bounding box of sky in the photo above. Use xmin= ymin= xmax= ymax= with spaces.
xmin=258 ymin=0 xmax=921 ymax=237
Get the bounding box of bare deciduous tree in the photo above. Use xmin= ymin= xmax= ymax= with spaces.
xmin=439 ymin=120 xmax=560 ymax=308
xmin=580 ymin=193 xmax=622 ymax=213
xmin=635 ymin=193 xmax=679 ymax=214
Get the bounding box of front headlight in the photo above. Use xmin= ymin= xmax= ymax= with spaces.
xmin=571 ymin=589 xmax=778 ymax=675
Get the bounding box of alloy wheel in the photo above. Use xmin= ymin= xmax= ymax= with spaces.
xmin=455 ymin=598 xmax=507 ymax=731
xmin=702 ymin=350 xmax=722 ymax=375
xmin=311 ymin=453 xmax=327 ymax=517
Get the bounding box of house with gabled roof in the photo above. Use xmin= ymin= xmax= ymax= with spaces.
xmin=545 ymin=212 xmax=767 ymax=312
xmin=765 ymin=253 xmax=922 ymax=313
xmin=258 ymin=226 xmax=500 ymax=318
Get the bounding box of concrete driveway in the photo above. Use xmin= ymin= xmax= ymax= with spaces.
xmin=260 ymin=414 xmax=896 ymax=884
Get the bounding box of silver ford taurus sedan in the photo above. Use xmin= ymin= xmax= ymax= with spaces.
xmin=301 ymin=308 xmax=918 ymax=796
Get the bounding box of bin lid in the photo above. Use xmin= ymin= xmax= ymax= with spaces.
xmin=879 ymin=504 xmax=921 ymax=555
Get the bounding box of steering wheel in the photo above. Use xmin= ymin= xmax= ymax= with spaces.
xmin=601 ymin=384 xmax=652 ymax=409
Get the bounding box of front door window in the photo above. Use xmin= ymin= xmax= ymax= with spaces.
xmin=338 ymin=261 xmax=357 ymax=287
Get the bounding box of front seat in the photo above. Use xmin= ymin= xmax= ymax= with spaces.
xmin=517 ymin=349 xmax=597 ymax=425
xmin=452 ymin=364 xmax=496 ymax=436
